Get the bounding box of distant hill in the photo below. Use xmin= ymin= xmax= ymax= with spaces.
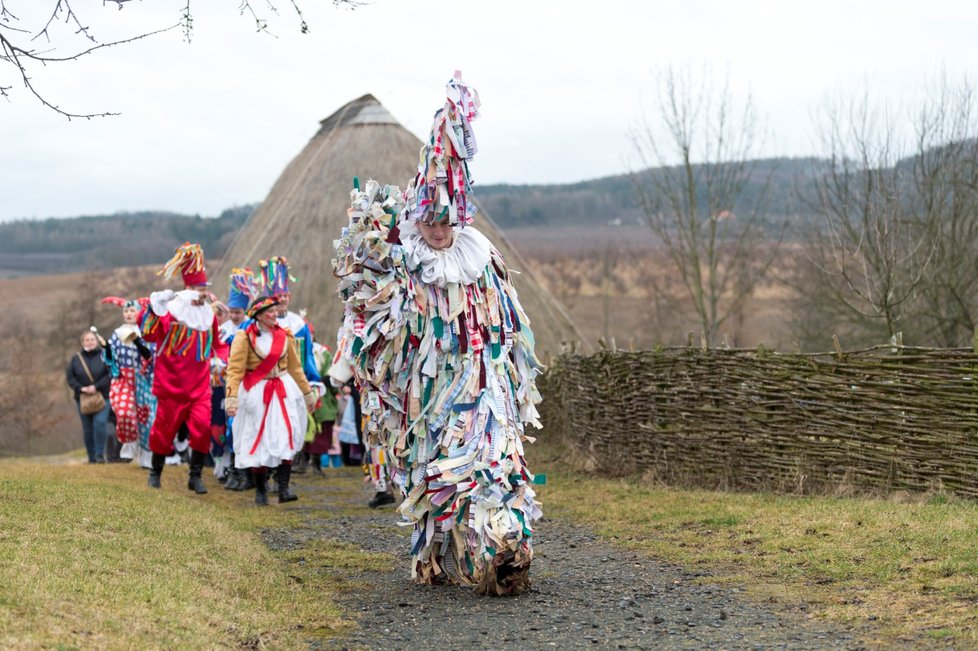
xmin=477 ymin=157 xmax=823 ymax=230
xmin=0 ymin=156 xmax=826 ymax=277
xmin=0 ymin=205 xmax=256 ymax=277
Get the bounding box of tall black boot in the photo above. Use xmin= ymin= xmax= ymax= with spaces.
xmin=293 ymin=449 xmax=309 ymax=474
xmin=254 ymin=469 xmax=268 ymax=506
xmin=147 ymin=452 xmax=165 ymax=488
xmin=187 ymin=450 xmax=208 ymax=494
xmin=224 ymin=453 xmax=242 ymax=491
xmin=276 ymin=463 xmax=298 ymax=503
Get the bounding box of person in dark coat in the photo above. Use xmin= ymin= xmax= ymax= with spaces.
xmin=66 ymin=329 xmax=113 ymax=463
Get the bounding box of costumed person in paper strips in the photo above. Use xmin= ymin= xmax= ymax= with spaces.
xmin=101 ymin=296 xmax=155 ymax=463
xmin=224 ymin=295 xmax=317 ymax=505
xmin=331 ymin=73 xmax=543 ymax=595
xmin=139 ymin=243 xmax=228 ymax=493
xmin=221 ymin=268 xmax=261 ymax=492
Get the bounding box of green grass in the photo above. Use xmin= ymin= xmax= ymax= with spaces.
xmin=532 ymin=443 xmax=978 ymax=646
xmin=0 ymin=459 xmax=388 ymax=650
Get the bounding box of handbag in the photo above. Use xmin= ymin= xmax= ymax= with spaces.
xmin=76 ymin=352 xmax=107 ymax=416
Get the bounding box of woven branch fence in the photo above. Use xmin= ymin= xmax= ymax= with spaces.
xmin=538 ymin=344 xmax=978 ymax=496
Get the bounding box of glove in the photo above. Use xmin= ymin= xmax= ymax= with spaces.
xmin=149 ymin=289 xmax=177 ymax=316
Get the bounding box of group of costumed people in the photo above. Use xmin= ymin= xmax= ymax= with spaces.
xmin=329 ymin=72 xmax=544 ymax=595
xmin=85 ymin=243 xmax=343 ymax=505
xmin=75 ymin=72 xmax=544 ymax=596
xmin=138 ymin=246 xmax=336 ymax=505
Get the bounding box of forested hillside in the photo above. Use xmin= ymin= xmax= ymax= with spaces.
xmin=478 ymin=157 xmax=822 ymax=229
xmin=0 ymin=157 xmax=825 ymax=277
xmin=0 ymin=205 xmax=256 ymax=276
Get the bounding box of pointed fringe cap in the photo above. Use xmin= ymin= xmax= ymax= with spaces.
xmin=227 ymin=267 xmax=260 ymax=309
xmin=404 ymin=71 xmax=481 ymax=226
xmin=258 ymin=256 xmax=296 ymax=297
xmin=159 ymin=242 xmax=209 ymax=286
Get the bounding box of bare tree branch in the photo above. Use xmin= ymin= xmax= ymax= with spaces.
xmin=631 ymin=64 xmax=783 ymax=347
xmin=1 ymin=0 xmax=365 ymax=117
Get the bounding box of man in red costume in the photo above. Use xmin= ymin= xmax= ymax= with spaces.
xmin=140 ymin=243 xmax=228 ymax=493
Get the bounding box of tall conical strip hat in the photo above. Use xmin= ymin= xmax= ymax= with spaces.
xmin=258 ymin=256 xmax=296 ymax=297
xmin=159 ymin=242 xmax=209 ymax=286
xmin=404 ymin=71 xmax=481 ymax=226
xmin=227 ymin=268 xmax=260 ymax=309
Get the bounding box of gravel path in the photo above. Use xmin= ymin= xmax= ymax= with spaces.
xmin=270 ymin=469 xmax=875 ymax=650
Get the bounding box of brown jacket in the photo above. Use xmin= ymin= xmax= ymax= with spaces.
xmin=225 ymin=328 xmax=313 ymax=408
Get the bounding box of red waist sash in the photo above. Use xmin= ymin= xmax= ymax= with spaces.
xmin=242 ymin=325 xmax=293 ymax=455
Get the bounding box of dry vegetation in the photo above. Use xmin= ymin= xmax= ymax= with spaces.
xmin=507 ymin=225 xmax=796 ymax=351
xmin=0 ymin=265 xmax=162 ymax=455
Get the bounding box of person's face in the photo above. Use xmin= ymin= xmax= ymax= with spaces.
xmin=257 ymin=308 xmax=278 ymax=329
xmin=185 ymin=284 xmax=209 ymax=302
xmin=418 ymin=220 xmax=454 ymax=250
xmin=275 ymin=295 xmax=289 ymax=317
xmin=229 ymin=308 xmax=245 ymax=325
xmin=122 ymin=306 xmax=138 ymax=325
xmin=81 ymin=332 xmax=98 ymax=351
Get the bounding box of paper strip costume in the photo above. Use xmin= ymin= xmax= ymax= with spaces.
xmin=332 ymin=74 xmax=543 ymax=595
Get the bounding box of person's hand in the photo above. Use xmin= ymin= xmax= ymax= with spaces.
xmin=303 ymin=392 xmax=317 ymax=413
xmin=82 ymin=385 xmax=96 ymax=394
xmin=96 ymin=334 xmax=107 ymax=347
xmin=225 ymin=405 xmax=237 ymax=417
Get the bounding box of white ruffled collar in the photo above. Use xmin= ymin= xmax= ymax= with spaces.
xmin=400 ymin=223 xmax=491 ymax=288
xmin=277 ymin=311 xmax=306 ymax=336
xmin=168 ymin=290 xmax=215 ymax=332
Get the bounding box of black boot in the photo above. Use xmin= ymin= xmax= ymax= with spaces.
xmin=293 ymin=450 xmax=309 ymax=474
xmin=187 ymin=450 xmax=208 ymax=494
xmin=224 ymin=467 xmax=241 ymax=491
xmin=241 ymin=470 xmax=255 ymax=491
xmin=224 ymin=453 xmax=242 ymax=491
xmin=368 ymin=490 xmax=396 ymax=508
xmin=147 ymin=453 xmax=165 ymax=488
xmin=254 ymin=470 xmax=268 ymax=506
xmin=276 ymin=463 xmax=298 ymax=503
xmin=311 ymin=454 xmax=324 ymax=476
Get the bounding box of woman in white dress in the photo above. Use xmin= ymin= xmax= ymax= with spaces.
xmin=225 ymin=295 xmax=316 ymax=505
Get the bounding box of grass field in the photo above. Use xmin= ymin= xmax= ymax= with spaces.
xmin=0 ymin=459 xmax=389 ymax=650
xmin=533 ymin=443 xmax=978 ymax=646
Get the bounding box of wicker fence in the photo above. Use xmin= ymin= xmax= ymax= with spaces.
xmin=538 ymin=344 xmax=978 ymax=496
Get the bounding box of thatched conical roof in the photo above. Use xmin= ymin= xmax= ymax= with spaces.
xmin=214 ymin=94 xmax=582 ymax=358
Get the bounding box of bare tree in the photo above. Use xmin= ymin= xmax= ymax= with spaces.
xmin=797 ymin=79 xmax=978 ymax=347
xmin=632 ymin=64 xmax=782 ymax=347
xmin=910 ymin=75 xmax=978 ymax=346
xmin=0 ymin=0 xmax=362 ymax=118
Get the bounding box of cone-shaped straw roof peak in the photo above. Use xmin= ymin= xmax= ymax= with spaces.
xmin=317 ymin=94 xmax=398 ymax=135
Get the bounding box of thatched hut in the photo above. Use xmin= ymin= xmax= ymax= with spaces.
xmin=214 ymin=94 xmax=582 ymax=358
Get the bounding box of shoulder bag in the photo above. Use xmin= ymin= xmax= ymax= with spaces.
xmin=76 ymin=352 xmax=107 ymax=415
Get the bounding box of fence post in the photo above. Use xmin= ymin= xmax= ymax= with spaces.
xmin=832 ymin=334 xmax=844 ymax=361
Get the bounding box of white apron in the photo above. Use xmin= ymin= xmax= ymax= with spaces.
xmin=233 ymin=329 xmax=307 ymax=468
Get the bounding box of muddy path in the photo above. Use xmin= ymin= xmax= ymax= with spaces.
xmin=269 ymin=469 xmax=874 ymax=650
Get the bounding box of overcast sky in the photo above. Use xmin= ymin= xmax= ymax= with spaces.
xmin=2 ymin=0 xmax=977 ymax=221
